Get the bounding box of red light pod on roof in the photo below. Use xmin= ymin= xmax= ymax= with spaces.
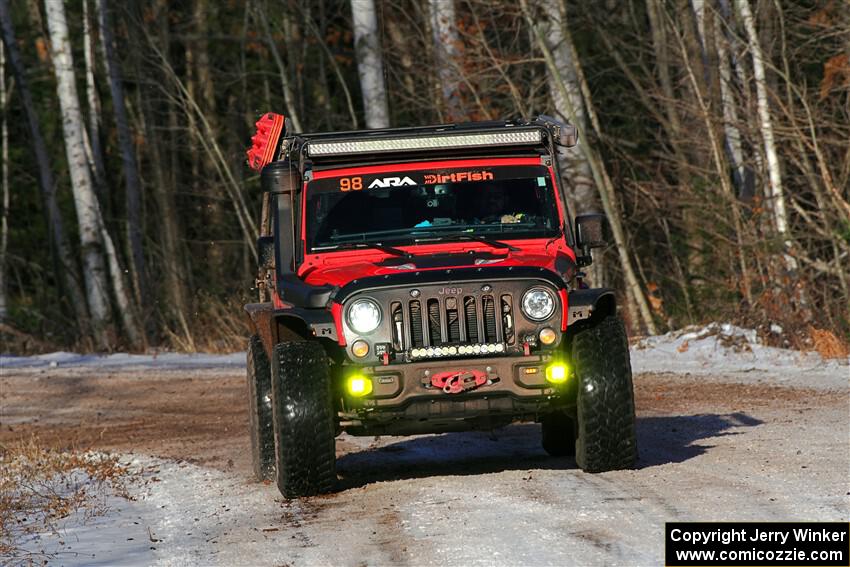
xmin=246 ymin=113 xmax=286 ymax=171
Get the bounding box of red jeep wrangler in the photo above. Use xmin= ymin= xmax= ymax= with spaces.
xmin=244 ymin=115 xmax=636 ymax=498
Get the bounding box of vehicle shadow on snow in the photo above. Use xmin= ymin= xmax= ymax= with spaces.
xmin=335 ymin=412 xmax=763 ymax=490
xmin=636 ymin=412 xmax=763 ymax=468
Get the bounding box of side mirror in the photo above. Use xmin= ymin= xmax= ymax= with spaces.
xmin=257 ymin=236 xmax=275 ymax=270
xmin=574 ymin=213 xmax=607 ymax=267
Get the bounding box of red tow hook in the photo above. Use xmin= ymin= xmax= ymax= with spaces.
xmin=430 ymin=370 xmax=488 ymax=394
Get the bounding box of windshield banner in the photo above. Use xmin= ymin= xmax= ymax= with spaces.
xmin=310 ymin=165 xmax=547 ymax=193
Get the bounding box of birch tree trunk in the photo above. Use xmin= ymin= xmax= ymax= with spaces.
xmin=0 ymin=0 xmax=90 ymax=329
xmin=713 ymin=12 xmax=748 ymax=199
xmin=540 ymin=0 xmax=604 ymax=286
xmin=521 ymin=0 xmax=658 ymax=334
xmin=690 ymin=0 xmax=748 ymax=200
xmin=427 ymin=0 xmax=463 ymax=121
xmin=97 ymin=0 xmax=148 ymax=313
xmin=541 ymin=0 xmax=595 ymax=216
xmin=44 ymin=0 xmax=114 ymax=347
xmin=351 ymin=0 xmax=390 ymax=129
xmin=82 ymin=0 xmax=107 ymax=197
xmin=735 ymin=0 xmax=794 ymax=266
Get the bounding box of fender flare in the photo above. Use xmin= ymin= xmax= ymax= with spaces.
xmin=244 ymin=302 xmax=338 ymax=358
xmin=567 ymin=288 xmax=617 ymax=326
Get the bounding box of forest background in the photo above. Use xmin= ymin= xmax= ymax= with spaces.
xmin=0 ymin=0 xmax=847 ymax=354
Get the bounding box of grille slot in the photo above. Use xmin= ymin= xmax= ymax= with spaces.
xmin=482 ymin=295 xmax=497 ymax=342
xmin=409 ymin=300 xmax=424 ymax=347
xmin=390 ymin=301 xmax=404 ymax=350
xmin=427 ymin=299 xmax=442 ymax=344
xmin=464 ymin=296 xmax=479 ymax=343
xmin=501 ymin=294 xmax=515 ymax=344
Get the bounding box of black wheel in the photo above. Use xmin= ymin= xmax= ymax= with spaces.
xmin=573 ymin=314 xmax=637 ymax=472
xmin=246 ymin=335 xmax=274 ymax=481
xmin=541 ymin=411 xmax=576 ymax=456
xmin=270 ymin=341 xmax=336 ymax=498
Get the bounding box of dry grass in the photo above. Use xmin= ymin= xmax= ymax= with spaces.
xmin=163 ymin=293 xmax=251 ymax=353
xmin=0 ymin=437 xmax=139 ymax=565
xmin=808 ymin=327 xmax=850 ymax=360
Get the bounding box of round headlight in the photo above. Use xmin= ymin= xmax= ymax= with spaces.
xmin=347 ymin=298 xmax=382 ymax=334
xmin=522 ymin=288 xmax=556 ymax=321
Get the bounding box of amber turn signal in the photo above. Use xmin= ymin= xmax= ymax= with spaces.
xmin=351 ymin=340 xmax=370 ymax=358
xmin=539 ymin=327 xmax=557 ymax=345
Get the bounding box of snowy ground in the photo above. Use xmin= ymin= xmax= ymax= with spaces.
xmin=1 ymin=325 xmax=848 ymax=566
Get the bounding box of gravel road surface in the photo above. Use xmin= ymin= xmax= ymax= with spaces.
xmin=2 ymin=354 xmax=847 ymax=566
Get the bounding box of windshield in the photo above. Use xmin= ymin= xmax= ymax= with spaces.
xmin=305 ymin=165 xmax=560 ymax=251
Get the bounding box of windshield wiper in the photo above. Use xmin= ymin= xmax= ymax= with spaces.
xmin=416 ymin=233 xmax=518 ymax=251
xmin=313 ymin=241 xmax=412 ymax=257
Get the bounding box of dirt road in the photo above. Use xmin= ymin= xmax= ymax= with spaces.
xmin=1 ymin=363 xmax=848 ymax=565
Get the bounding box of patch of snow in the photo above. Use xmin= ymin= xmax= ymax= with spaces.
xmin=631 ymin=322 xmax=848 ymax=389
xmin=0 ymin=351 xmax=245 ymax=371
xmin=2 ymin=323 xmax=847 ymax=389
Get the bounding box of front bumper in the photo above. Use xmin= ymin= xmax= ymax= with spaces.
xmin=338 ymin=353 xmax=575 ymax=435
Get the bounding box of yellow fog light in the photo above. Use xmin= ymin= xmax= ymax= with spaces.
xmin=347 ymin=374 xmax=373 ymax=397
xmin=351 ymin=340 xmax=370 ymax=358
xmin=545 ymin=363 xmax=569 ymax=384
xmin=539 ymin=327 xmax=557 ymax=345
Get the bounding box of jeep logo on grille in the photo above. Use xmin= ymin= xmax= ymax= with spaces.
xmin=437 ymin=286 xmax=462 ymax=295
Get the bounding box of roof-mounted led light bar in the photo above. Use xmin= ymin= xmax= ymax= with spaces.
xmin=306 ymin=128 xmax=544 ymax=157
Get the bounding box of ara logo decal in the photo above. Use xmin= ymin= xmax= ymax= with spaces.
xmin=368 ymin=176 xmax=417 ymax=188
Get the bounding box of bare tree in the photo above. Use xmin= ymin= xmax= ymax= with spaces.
xmin=97 ymin=0 xmax=148 ymax=314
xmin=255 ymin=2 xmax=303 ymax=132
xmin=0 ymin=40 xmax=7 ymax=322
xmin=539 ymin=0 xmax=604 ymax=285
xmin=521 ymin=0 xmax=658 ymax=334
xmin=351 ymin=0 xmax=389 ymax=128
xmin=735 ymin=0 xmax=793 ymax=266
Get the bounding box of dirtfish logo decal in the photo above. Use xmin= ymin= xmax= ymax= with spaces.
xmin=423 ymin=170 xmax=494 ymax=184
xmin=368 ymin=176 xmax=417 ymax=188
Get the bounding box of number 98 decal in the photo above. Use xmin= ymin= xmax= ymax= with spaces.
xmin=339 ymin=177 xmax=363 ymax=191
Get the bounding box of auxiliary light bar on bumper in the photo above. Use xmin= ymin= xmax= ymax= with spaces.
xmin=306 ymin=128 xmax=544 ymax=157
xmin=409 ymin=343 xmax=506 ymax=359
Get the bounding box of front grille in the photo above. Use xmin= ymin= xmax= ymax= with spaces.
xmin=394 ymin=293 xmax=515 ymax=352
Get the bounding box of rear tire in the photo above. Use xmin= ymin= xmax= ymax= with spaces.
xmin=573 ymin=314 xmax=637 ymax=472
xmin=246 ymin=335 xmax=274 ymax=481
xmin=270 ymin=341 xmax=336 ymax=498
xmin=541 ymin=411 xmax=576 ymax=457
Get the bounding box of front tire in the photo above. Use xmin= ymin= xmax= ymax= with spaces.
xmin=270 ymin=341 xmax=336 ymax=498
xmin=246 ymin=335 xmax=274 ymax=481
xmin=573 ymin=314 xmax=637 ymax=472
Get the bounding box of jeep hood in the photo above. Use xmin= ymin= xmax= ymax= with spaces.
xmin=299 ymin=240 xmax=577 ymax=289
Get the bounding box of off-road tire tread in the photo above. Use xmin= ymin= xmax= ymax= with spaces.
xmin=271 ymin=341 xmax=336 ymax=498
xmin=246 ymin=335 xmax=275 ymax=481
xmin=574 ymin=314 xmax=637 ymax=472
xmin=541 ymin=411 xmax=577 ymax=456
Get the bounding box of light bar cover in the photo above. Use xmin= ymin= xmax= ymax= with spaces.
xmin=307 ymin=128 xmax=543 ymax=157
